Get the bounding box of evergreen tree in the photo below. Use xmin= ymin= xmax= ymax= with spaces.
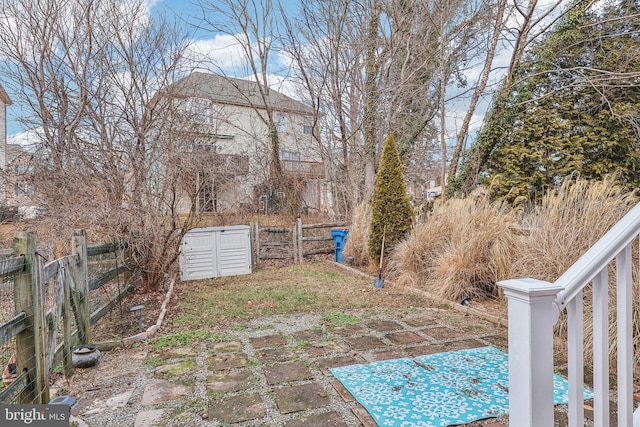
xmin=368 ymin=133 xmax=413 ymax=264
xmin=467 ymin=0 xmax=640 ymax=203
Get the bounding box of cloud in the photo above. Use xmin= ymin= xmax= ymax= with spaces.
xmin=182 ymin=34 xmax=252 ymax=73
xmin=180 ymin=35 xmax=307 ymax=103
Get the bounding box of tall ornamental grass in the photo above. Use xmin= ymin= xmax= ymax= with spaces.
xmin=390 ymin=198 xmax=521 ymax=300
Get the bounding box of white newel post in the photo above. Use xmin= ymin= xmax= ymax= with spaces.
xmin=498 ymin=278 xmax=563 ymax=427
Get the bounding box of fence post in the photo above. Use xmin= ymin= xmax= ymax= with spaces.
xmin=292 ymin=223 xmax=298 ymax=264
xmin=498 ymin=278 xmax=563 ymax=427
xmin=249 ymin=222 xmax=257 ymax=268
xmin=297 ymin=218 xmax=303 ymax=264
xmin=13 ymin=231 xmax=47 ymax=403
xmin=62 ymin=268 xmax=74 ymax=379
xmin=253 ymin=222 xmax=260 ymax=268
xmin=72 ymin=229 xmax=91 ymax=345
xmin=32 ymin=253 xmax=47 ymax=404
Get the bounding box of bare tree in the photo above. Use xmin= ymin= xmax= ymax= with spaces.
xmin=448 ymin=0 xmax=507 ymax=181
xmin=0 ymin=0 xmax=200 ymax=290
xmin=195 ymin=0 xmax=303 ymax=215
xmin=287 ymin=0 xmax=497 ymax=211
xmin=280 ymin=0 xmax=371 ymax=216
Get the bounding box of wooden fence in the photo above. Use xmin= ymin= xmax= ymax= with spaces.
xmin=250 ymin=219 xmax=348 ymax=265
xmin=0 ymin=229 xmax=132 ymax=404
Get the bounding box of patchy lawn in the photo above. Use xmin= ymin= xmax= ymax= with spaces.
xmin=164 ymin=261 xmax=422 ymax=331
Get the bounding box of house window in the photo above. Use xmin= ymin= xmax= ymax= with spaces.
xmin=276 ymin=113 xmax=286 ymax=132
xmin=303 ymin=116 xmax=313 ymax=135
xmin=280 ymin=151 xmax=300 ymax=161
xmin=188 ymin=97 xmax=215 ymax=125
xmin=15 ymin=182 xmax=32 ymax=196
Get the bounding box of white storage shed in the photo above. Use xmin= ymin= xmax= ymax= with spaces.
xmin=179 ymin=225 xmax=252 ymax=281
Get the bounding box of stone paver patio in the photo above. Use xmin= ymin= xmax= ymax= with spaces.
xmin=64 ymin=304 xmax=519 ymax=426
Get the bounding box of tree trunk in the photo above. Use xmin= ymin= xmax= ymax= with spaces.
xmin=363 ymin=0 xmax=382 ymax=201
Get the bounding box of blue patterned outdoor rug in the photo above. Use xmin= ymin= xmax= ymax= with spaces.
xmin=330 ymin=346 xmax=593 ymax=427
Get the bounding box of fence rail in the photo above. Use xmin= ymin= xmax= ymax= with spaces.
xmin=250 ymin=219 xmax=347 ymax=264
xmin=0 ymin=229 xmax=132 ymax=404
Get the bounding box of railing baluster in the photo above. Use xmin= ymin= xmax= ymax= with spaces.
xmin=567 ymin=289 xmax=584 ymax=427
xmin=617 ymin=244 xmax=633 ymax=426
xmin=593 ymin=268 xmax=610 ymax=427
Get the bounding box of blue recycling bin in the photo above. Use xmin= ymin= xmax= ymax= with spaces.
xmin=331 ymin=229 xmax=349 ymax=263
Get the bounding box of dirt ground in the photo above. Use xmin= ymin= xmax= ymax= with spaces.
xmin=91 ymin=287 xmax=167 ymax=343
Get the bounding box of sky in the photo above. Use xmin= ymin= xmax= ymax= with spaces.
xmin=2 ymin=0 xmax=565 ymax=146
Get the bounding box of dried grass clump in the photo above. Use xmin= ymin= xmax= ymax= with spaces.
xmin=342 ymin=202 xmax=371 ymax=266
xmin=516 ymin=175 xmax=639 ymax=368
xmin=515 ymin=174 xmax=637 ymax=280
xmin=390 ymin=198 xmax=521 ymax=301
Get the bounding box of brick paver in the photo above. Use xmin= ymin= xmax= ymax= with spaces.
xmin=273 ymin=383 xmax=331 ymax=414
xmin=328 ymin=324 xmax=368 ymax=337
xmin=423 ymin=325 xmax=467 ymax=340
xmin=209 ymin=340 xmax=243 ymax=353
xmin=385 ymin=330 xmax=426 ymax=345
xmin=208 ymin=392 xmax=265 ymax=424
xmin=264 ymin=361 xmax=313 ymax=384
xmin=291 ymin=328 xmax=326 ymax=341
xmin=401 ymin=316 xmax=437 ymax=328
xmin=207 ymin=369 xmax=255 ymax=392
xmin=302 ymin=341 xmax=345 ymax=356
xmin=365 ymin=320 xmax=403 ymax=332
xmin=343 ymin=335 xmax=388 ymax=351
xmin=140 ymin=381 xmax=191 ymax=405
xmin=283 ymin=410 xmax=349 ymax=427
xmin=207 ymin=352 xmax=249 ymax=370
xmin=254 ymin=346 xmax=297 ymax=363
xmin=250 ymin=334 xmax=288 ymax=348
xmin=134 ymin=409 xmax=164 ymax=427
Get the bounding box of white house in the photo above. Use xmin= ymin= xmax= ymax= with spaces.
xmin=167 ymin=72 xmax=327 ymax=214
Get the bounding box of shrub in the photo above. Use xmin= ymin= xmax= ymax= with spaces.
xmin=368 ymin=133 xmax=413 ymax=266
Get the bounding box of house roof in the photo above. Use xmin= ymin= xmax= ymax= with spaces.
xmin=0 ymin=82 xmax=12 ymax=105
xmin=169 ymin=72 xmax=313 ymax=115
xmin=6 ymin=144 xmax=28 ymax=164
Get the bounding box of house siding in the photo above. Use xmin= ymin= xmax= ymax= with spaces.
xmin=170 ymin=73 xmax=325 ymax=214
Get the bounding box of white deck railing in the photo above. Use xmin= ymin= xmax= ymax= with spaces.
xmin=499 ymin=202 xmax=640 ymax=427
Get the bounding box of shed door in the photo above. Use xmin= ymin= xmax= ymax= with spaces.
xmin=217 ymin=229 xmax=251 ymax=277
xmin=180 ymin=231 xmax=217 ymax=281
